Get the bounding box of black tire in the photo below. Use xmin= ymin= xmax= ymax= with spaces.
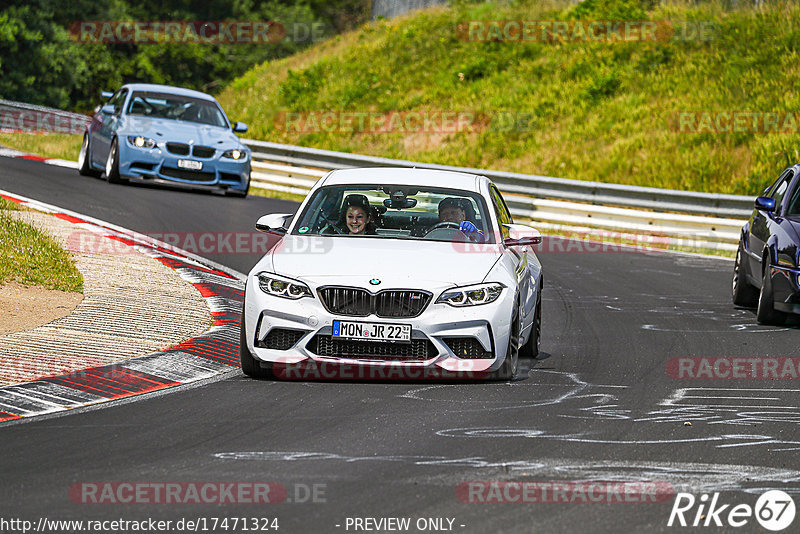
xmin=105 ymin=137 xmax=126 ymax=184
xmin=77 ymin=133 xmax=100 ymax=177
xmin=240 ymin=312 xmax=273 ymax=379
xmin=490 ymin=303 xmax=520 ymax=381
xmin=520 ymin=296 xmax=541 ymax=360
xmin=732 ymin=244 xmax=758 ymax=307
xmin=227 ymin=174 xmax=250 ymax=198
xmin=756 ymin=259 xmax=787 ymax=325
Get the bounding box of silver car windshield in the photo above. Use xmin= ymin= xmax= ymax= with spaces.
xmin=292 ymin=184 xmax=494 ymax=243
xmin=126 ymin=91 xmax=228 ymax=128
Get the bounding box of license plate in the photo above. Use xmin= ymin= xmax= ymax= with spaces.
xmin=332 ymin=320 xmax=411 ymax=343
xmin=177 ymin=159 xmax=202 ymax=170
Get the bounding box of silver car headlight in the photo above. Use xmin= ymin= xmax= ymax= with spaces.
xmin=257 ymin=272 xmax=312 ymax=300
xmin=437 ymin=283 xmax=505 ymax=307
xmin=222 ymin=148 xmax=247 ymax=160
xmin=127 ymin=136 xmax=157 ymax=148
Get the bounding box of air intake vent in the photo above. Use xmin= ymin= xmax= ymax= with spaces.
xmin=192 ymin=146 xmax=215 ymax=158
xmin=308 ymin=335 xmax=436 ymax=360
xmin=318 ymin=287 xmax=431 ymax=318
xmin=444 ymin=337 xmax=493 ymax=359
xmin=259 ymin=328 xmax=305 ymax=350
xmin=165 ymin=142 xmax=190 ymax=155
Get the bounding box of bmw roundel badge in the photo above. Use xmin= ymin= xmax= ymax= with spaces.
xmin=369 ymin=279 xmax=381 ymax=285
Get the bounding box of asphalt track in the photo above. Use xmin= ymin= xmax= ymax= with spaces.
xmin=2 ymin=157 xmax=800 ymax=533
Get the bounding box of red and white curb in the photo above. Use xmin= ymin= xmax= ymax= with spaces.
xmin=0 ymin=190 xmax=246 ymax=423
xmin=0 ymin=146 xmax=78 ymax=169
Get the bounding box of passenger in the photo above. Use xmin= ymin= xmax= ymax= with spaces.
xmin=437 ymin=197 xmax=485 ymax=240
xmin=341 ymin=194 xmax=377 ymax=235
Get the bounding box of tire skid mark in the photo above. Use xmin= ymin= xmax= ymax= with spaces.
xmin=212 ymin=451 xmax=800 ymax=494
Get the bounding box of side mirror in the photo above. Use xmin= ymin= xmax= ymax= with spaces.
xmin=233 ymin=122 xmax=248 ymax=133
xmin=503 ymin=224 xmax=542 ymax=247
xmin=101 ymin=90 xmax=114 ymax=100
xmin=256 ymin=213 xmax=293 ymax=234
xmin=100 ymin=104 xmax=116 ymax=115
xmin=755 ymin=196 xmax=776 ymax=212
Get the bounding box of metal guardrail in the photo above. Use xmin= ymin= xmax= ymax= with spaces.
xmin=243 ymin=139 xmax=754 ymax=219
xmin=243 ymin=139 xmax=751 ymax=252
xmin=0 ymin=99 xmax=90 ymax=135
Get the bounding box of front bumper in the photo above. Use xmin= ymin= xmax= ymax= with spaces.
xmin=243 ymin=276 xmax=516 ymax=378
xmin=118 ymin=141 xmax=250 ymax=193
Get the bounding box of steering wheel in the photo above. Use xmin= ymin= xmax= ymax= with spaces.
xmin=319 ymin=211 xmax=345 ymax=235
xmin=425 ymin=221 xmax=461 ymax=235
xmin=321 ymin=223 xmax=344 ymax=235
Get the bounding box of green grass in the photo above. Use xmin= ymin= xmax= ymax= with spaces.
xmin=250 ymin=186 xmax=307 ymax=203
xmin=0 ymin=197 xmax=83 ymax=292
xmin=0 ymin=132 xmax=82 ymax=161
xmin=216 ymin=0 xmax=800 ymax=196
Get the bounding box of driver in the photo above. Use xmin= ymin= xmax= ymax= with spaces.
xmin=438 ymin=198 xmax=485 ymax=241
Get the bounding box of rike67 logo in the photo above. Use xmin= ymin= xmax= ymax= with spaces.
xmin=668 ymin=490 xmax=796 ymax=531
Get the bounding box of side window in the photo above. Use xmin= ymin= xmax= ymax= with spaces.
xmin=489 ymin=185 xmax=512 ymax=239
xmin=784 ymin=176 xmax=800 ymax=216
xmin=770 ymin=170 xmax=794 ymax=212
xmin=108 ymin=89 xmax=127 ymax=115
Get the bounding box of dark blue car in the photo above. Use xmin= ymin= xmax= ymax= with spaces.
xmin=78 ymin=83 xmax=251 ymax=197
xmin=733 ymin=164 xmax=800 ymax=323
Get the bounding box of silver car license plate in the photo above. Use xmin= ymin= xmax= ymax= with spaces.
xmin=177 ymin=159 xmax=202 ymax=170
xmin=332 ymin=320 xmax=411 ymax=343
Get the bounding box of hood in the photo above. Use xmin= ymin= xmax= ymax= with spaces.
xmin=120 ymin=116 xmax=242 ymax=146
xmin=269 ymin=236 xmax=502 ymax=288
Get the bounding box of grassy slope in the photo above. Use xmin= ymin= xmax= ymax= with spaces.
xmin=217 ymin=0 xmax=800 ymax=196
xmin=0 ymin=133 xmax=82 ymax=161
xmin=0 ymin=197 xmax=83 ymax=292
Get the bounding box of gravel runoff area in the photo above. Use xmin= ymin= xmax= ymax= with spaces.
xmin=0 ymin=208 xmax=213 ymax=386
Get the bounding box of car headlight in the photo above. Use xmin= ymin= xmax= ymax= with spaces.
xmin=222 ymin=148 xmax=247 ymax=160
xmin=437 ymin=283 xmax=505 ymax=307
xmin=127 ymin=136 xmax=157 ymax=148
xmin=257 ymin=272 xmax=312 ymax=300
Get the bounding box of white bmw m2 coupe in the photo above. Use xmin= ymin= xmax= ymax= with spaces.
xmin=240 ymin=168 xmax=543 ymax=380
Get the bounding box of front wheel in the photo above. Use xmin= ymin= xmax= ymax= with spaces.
xmin=78 ymin=133 xmax=100 ymax=177
xmin=240 ymin=311 xmax=273 ymax=379
xmin=756 ymin=261 xmax=787 ymax=325
xmin=105 ymin=137 xmax=126 ymax=184
xmin=227 ymin=173 xmax=250 ymax=198
xmin=490 ymin=304 xmax=520 ymax=381
xmin=732 ymin=244 xmax=758 ymax=307
xmin=520 ymin=296 xmax=541 ymax=360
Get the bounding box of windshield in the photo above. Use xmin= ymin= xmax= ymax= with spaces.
xmin=126 ymin=91 xmax=228 ymax=128
xmin=291 ymin=184 xmax=494 ymax=243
